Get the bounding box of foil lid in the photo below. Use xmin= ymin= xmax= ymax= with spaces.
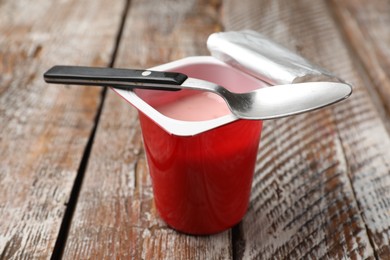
xmin=207 ymin=30 xmax=340 ymax=85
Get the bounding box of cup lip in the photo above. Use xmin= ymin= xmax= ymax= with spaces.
xmin=112 ymin=56 xmax=243 ymax=136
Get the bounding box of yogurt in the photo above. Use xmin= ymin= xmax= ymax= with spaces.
xmin=156 ymin=91 xmax=230 ymax=121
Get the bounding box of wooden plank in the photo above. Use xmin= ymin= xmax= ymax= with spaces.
xmin=329 ymin=1 xmax=390 ymax=258
xmin=329 ymin=0 xmax=390 ymax=121
xmin=223 ymin=0 xmax=390 ymax=258
xmin=62 ymin=0 xmax=232 ymax=259
xmin=0 ymin=0 xmax=124 ymax=258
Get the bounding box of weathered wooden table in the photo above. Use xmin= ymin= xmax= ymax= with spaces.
xmin=1 ymin=0 xmax=390 ymax=259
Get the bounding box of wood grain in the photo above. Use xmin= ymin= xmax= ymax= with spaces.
xmin=330 ymin=0 xmax=390 ymax=122
xmin=329 ymin=1 xmax=390 ymax=257
xmin=223 ymin=0 xmax=390 ymax=258
xmin=0 ymin=0 xmax=124 ymax=258
xmin=62 ymin=0 xmax=232 ymax=259
xmin=3 ymin=0 xmax=389 ymax=259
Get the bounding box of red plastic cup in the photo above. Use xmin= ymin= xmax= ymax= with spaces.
xmin=139 ymin=113 xmax=262 ymax=234
xmin=115 ymin=57 xmax=265 ymax=234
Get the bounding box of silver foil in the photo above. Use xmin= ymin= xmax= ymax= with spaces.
xmin=207 ymin=30 xmax=339 ymax=85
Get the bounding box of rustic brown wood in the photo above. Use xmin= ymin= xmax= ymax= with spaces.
xmin=0 ymin=0 xmax=125 ymax=258
xmin=2 ymin=0 xmax=390 ymax=259
xmin=62 ymin=0 xmax=232 ymax=259
xmin=329 ymin=1 xmax=390 ymax=258
xmin=330 ymin=0 xmax=390 ymax=123
xmin=223 ymin=0 xmax=390 ymax=258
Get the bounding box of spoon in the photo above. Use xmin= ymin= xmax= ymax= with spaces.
xmin=44 ymin=65 xmax=352 ymax=120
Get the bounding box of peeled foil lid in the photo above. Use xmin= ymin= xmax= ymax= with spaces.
xmin=207 ymin=30 xmax=339 ymax=85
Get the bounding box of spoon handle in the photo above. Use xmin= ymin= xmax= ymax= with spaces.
xmin=43 ymin=66 xmax=188 ymax=91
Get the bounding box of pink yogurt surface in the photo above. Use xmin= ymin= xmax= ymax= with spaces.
xmin=156 ymin=91 xmax=230 ymax=121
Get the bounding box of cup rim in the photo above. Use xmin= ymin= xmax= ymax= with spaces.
xmin=112 ymin=56 xmax=246 ymax=136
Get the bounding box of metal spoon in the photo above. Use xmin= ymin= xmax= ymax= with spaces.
xmin=44 ymin=65 xmax=352 ymax=120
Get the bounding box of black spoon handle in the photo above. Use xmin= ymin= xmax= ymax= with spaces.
xmin=43 ymin=65 xmax=188 ymax=91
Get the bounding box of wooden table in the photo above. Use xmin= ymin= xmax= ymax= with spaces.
xmin=1 ymin=0 xmax=390 ymax=259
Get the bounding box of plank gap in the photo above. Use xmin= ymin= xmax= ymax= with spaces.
xmin=110 ymin=0 xmax=132 ymax=68
xmin=50 ymin=1 xmax=132 ymax=259
xmin=232 ymin=223 xmax=245 ymax=260
xmin=50 ymin=87 xmax=106 ymax=260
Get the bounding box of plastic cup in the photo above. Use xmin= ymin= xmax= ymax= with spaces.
xmin=116 ymin=57 xmax=264 ymax=234
xmin=139 ymin=113 xmax=261 ymax=234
